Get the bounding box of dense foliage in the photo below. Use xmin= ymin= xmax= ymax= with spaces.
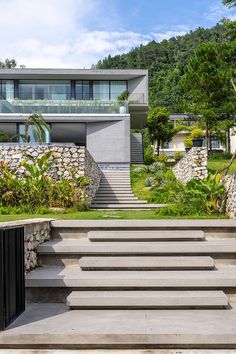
xmin=0 ymin=152 xmax=90 ymax=214
xmin=97 ymin=24 xmax=227 ymax=112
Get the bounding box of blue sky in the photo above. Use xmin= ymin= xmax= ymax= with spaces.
xmin=0 ymin=0 xmax=235 ymax=68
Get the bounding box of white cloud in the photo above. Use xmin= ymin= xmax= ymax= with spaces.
xmin=0 ymin=0 xmax=190 ymax=68
xmin=204 ymin=2 xmax=236 ymax=22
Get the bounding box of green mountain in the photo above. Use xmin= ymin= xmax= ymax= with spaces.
xmin=96 ymin=24 xmax=225 ymax=112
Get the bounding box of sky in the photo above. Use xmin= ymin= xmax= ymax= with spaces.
xmin=0 ymin=0 xmax=235 ymax=69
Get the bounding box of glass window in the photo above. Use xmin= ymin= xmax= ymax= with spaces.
xmin=110 ymin=81 xmax=127 ymax=100
xmin=76 ymin=81 xmax=90 ymax=100
xmin=18 ymin=123 xmax=50 ymax=143
xmin=1 ymin=80 xmax=14 ymax=101
xmin=19 ymin=80 xmax=71 ymax=100
xmin=93 ymin=81 xmax=109 ymax=100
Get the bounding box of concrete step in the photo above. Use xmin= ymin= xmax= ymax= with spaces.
xmin=88 ymin=230 xmax=205 ymax=242
xmin=67 ymin=290 xmax=228 ymax=309
xmin=25 ymin=266 xmax=236 ymax=290
xmin=94 ymin=194 xmax=138 ymax=201
xmin=79 ymin=256 xmax=215 ymax=270
xmin=92 ymin=204 xmax=159 ymax=209
xmin=92 ymin=200 xmax=147 ymax=205
xmin=95 ymin=193 xmax=135 ymax=196
xmin=37 ymin=239 xmax=236 ymax=256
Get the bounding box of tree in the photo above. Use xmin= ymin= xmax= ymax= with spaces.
xmin=222 ymin=0 xmax=236 ymax=7
xmin=0 ymin=59 xmax=17 ymax=68
xmin=147 ymin=107 xmax=175 ymax=155
xmin=21 ymin=113 xmax=50 ymax=143
xmin=182 ymin=41 xmax=235 ymax=151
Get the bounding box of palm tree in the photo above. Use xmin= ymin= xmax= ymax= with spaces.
xmin=22 ymin=113 xmax=50 ymax=143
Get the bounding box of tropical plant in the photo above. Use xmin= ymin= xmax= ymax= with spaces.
xmin=185 ymin=173 xmax=226 ymax=214
xmin=191 ymin=128 xmax=205 ymax=139
xmin=117 ymin=90 xmax=129 ymax=101
xmin=21 ymin=113 xmax=50 ymax=143
xmin=144 ymin=176 xmax=155 ymax=187
xmin=155 ymin=153 xmax=169 ymax=165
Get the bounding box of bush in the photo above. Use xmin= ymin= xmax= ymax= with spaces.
xmin=191 ymin=128 xmax=205 ymax=139
xmin=155 ymin=153 xmax=168 ymax=165
xmin=184 ymin=136 xmax=193 ymax=148
xmin=156 ymin=203 xmax=203 ymax=216
xmin=173 ymin=151 xmax=184 ymax=160
xmin=208 ymin=151 xmax=232 ymax=160
xmin=144 ymin=145 xmax=155 ymax=165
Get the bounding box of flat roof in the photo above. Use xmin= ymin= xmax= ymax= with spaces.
xmin=0 ymin=68 xmax=148 ymax=80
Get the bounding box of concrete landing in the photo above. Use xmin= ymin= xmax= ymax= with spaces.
xmin=2 ymin=303 xmax=236 ymax=349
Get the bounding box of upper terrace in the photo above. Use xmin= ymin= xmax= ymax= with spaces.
xmin=0 ymin=69 xmax=148 ymax=120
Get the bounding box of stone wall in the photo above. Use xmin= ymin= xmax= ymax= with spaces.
xmin=173 ymin=147 xmax=208 ymax=183
xmin=0 ymin=144 xmax=102 ymax=201
xmin=225 ymin=173 xmax=236 ymax=219
xmin=0 ymin=219 xmax=52 ymax=272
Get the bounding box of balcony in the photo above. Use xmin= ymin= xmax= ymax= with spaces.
xmin=0 ymin=99 xmax=129 ymax=115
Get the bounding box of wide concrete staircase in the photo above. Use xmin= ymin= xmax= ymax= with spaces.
xmin=7 ymin=220 xmax=235 ymax=349
xmin=92 ymin=170 xmax=160 ymax=209
xmin=130 ymin=132 xmax=144 ymax=165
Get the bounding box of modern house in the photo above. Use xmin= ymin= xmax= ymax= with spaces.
xmin=0 ymin=69 xmax=148 ymax=168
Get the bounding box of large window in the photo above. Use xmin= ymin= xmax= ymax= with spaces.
xmin=110 ymin=81 xmax=127 ymax=100
xmin=1 ymin=80 xmax=14 ymax=101
xmin=19 ymin=80 xmax=71 ymax=100
xmin=93 ymin=81 xmax=109 ymax=100
xmin=76 ymin=81 xmax=90 ymax=100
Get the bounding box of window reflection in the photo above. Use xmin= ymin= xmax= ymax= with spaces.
xmin=19 ymin=80 xmax=71 ymax=100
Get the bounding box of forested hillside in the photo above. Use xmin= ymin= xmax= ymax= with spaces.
xmin=96 ymin=24 xmax=225 ymax=112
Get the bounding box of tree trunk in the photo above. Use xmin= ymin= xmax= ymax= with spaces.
xmin=157 ymin=140 xmax=160 ymax=156
xmin=227 ymin=128 xmax=231 ymax=154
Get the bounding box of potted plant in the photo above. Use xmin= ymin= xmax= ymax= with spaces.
xmin=173 ymin=150 xmax=184 ymax=162
xmin=184 ymin=136 xmax=193 ymax=152
xmin=117 ymin=90 xmax=129 ymax=114
xmin=191 ymin=128 xmax=205 ymax=147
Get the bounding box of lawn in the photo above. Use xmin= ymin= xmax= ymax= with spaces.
xmin=208 ymin=159 xmax=236 ymax=174
xmin=0 ymin=210 xmax=228 ymax=223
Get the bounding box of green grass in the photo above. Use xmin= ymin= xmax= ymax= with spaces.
xmin=0 ymin=210 xmax=228 ymax=223
xmin=130 ymin=166 xmax=155 ymax=202
xmin=208 ymin=159 xmax=236 ymax=174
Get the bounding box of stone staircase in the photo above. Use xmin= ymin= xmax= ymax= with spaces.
xmin=3 ymin=220 xmax=236 ymax=350
xmin=130 ymin=132 xmax=144 ymax=165
xmin=92 ymin=170 xmax=160 ymax=209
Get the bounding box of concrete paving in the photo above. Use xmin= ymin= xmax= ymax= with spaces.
xmin=2 ymin=304 xmax=236 ymax=348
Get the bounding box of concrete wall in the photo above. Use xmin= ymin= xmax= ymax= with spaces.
xmin=128 ymin=75 xmax=148 ymax=103
xmin=86 ymin=116 xmax=131 ymax=164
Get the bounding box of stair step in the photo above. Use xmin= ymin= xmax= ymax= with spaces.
xmin=25 ymin=266 xmax=236 ymax=289
xmin=92 ymin=200 xmax=146 ymax=205
xmin=67 ymin=290 xmax=227 ymax=309
xmin=92 ymin=204 xmax=156 ymax=209
xmin=37 ymin=239 xmax=236 ymax=255
xmin=88 ymin=230 xmax=205 ymax=242
xmin=79 ymin=256 xmax=214 ymax=270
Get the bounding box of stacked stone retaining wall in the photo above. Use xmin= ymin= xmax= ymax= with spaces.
xmin=0 ymin=144 xmax=102 ymax=201
xmin=173 ymin=148 xmax=208 ymax=183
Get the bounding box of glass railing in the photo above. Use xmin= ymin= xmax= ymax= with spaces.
xmin=0 ymin=99 xmax=129 ymax=114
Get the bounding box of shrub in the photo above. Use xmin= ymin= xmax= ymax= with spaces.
xmin=144 ymin=176 xmax=155 ymax=187
xmin=173 ymin=151 xmax=184 ymax=160
xmin=208 ymin=151 xmax=232 ymax=160
xmin=184 ymin=136 xmax=193 ymax=148
xmin=144 ymin=145 xmax=155 ymax=165
xmin=155 ymin=153 xmax=168 ymax=165
xmin=156 ymin=203 xmax=203 ymax=216
xmin=191 ymin=128 xmax=205 ymax=139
